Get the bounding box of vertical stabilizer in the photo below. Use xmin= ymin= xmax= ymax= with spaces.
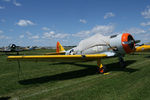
xmin=56 ymin=41 xmax=65 ymax=53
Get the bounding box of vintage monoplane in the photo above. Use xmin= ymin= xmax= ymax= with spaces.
xmin=8 ymin=33 xmax=138 ymax=73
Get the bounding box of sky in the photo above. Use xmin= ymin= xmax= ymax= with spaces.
xmin=0 ymin=0 xmax=150 ymax=47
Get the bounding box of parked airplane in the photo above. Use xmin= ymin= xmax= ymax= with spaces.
xmin=135 ymin=44 xmax=150 ymax=52
xmin=0 ymin=44 xmax=22 ymax=55
xmin=8 ymin=33 xmax=137 ymax=73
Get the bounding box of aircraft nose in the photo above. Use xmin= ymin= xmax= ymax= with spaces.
xmin=121 ymin=33 xmax=135 ymax=53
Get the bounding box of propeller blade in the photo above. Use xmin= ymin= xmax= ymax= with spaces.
xmin=135 ymin=40 xmax=141 ymax=44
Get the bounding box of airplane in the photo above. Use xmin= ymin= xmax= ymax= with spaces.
xmin=23 ymin=46 xmax=37 ymax=51
xmin=135 ymin=44 xmax=150 ymax=52
xmin=8 ymin=33 xmax=137 ymax=73
xmin=0 ymin=44 xmax=23 ymax=55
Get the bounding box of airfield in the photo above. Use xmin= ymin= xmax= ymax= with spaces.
xmin=0 ymin=49 xmax=150 ymax=100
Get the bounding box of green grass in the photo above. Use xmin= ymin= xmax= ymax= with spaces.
xmin=0 ymin=50 xmax=150 ymax=100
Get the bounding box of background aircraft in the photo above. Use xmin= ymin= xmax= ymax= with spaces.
xmin=8 ymin=33 xmax=137 ymax=73
xmin=0 ymin=44 xmax=23 ymax=55
xmin=135 ymin=44 xmax=150 ymax=52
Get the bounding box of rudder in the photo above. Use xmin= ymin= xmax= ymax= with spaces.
xmin=56 ymin=41 xmax=65 ymax=53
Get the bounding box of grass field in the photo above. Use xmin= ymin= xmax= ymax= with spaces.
xmin=0 ymin=50 xmax=150 ymax=100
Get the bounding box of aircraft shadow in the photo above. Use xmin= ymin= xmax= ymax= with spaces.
xmin=106 ymin=60 xmax=139 ymax=73
xmin=145 ymin=56 xmax=150 ymax=58
xmin=19 ymin=67 xmax=98 ymax=85
xmin=0 ymin=96 xmax=11 ymax=100
xmin=19 ymin=60 xmax=138 ymax=85
xmin=130 ymin=53 xmax=150 ymax=55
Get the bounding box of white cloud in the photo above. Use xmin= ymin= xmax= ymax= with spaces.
xmin=126 ymin=28 xmax=146 ymax=34
xmin=0 ymin=30 xmax=3 ymax=34
xmin=140 ymin=21 xmax=150 ymax=26
xmin=141 ymin=6 xmax=150 ymax=19
xmin=42 ymin=31 xmax=69 ymax=39
xmin=0 ymin=34 xmax=10 ymax=39
xmin=0 ymin=6 xmax=5 ymax=9
xmin=20 ymin=31 xmax=40 ymax=39
xmin=19 ymin=35 xmax=24 ymax=38
xmin=91 ymin=25 xmax=114 ymax=34
xmin=104 ymin=12 xmax=115 ymax=19
xmin=9 ymin=29 xmax=14 ymax=32
xmin=42 ymin=27 xmax=50 ymax=31
xmin=16 ymin=19 xmax=35 ymax=26
xmin=3 ymin=0 xmax=11 ymax=2
xmin=54 ymin=33 xmax=69 ymax=38
xmin=26 ymin=31 xmax=32 ymax=36
xmin=0 ymin=35 xmax=5 ymax=39
xmin=79 ymin=19 xmax=87 ymax=24
xmin=1 ymin=19 xmax=6 ymax=22
xmin=73 ymin=30 xmax=91 ymax=37
xmin=42 ymin=31 xmax=55 ymax=38
xmin=73 ymin=25 xmax=115 ymax=37
xmin=13 ymin=0 xmax=21 ymax=6
xmin=29 ymin=35 xmax=39 ymax=39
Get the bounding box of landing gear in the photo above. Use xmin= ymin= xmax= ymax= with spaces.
xmin=119 ymin=56 xmax=126 ymax=68
xmin=97 ymin=59 xmax=107 ymax=73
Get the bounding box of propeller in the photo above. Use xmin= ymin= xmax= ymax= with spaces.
xmin=11 ymin=44 xmax=16 ymax=49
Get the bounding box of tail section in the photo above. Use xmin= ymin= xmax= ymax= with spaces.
xmin=56 ymin=41 xmax=65 ymax=53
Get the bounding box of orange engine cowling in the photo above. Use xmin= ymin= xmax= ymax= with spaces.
xmin=110 ymin=33 xmax=135 ymax=54
xmin=121 ymin=33 xmax=135 ymax=53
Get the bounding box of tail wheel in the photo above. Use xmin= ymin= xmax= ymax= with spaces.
xmin=98 ymin=65 xmax=107 ymax=73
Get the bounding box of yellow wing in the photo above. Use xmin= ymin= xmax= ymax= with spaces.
xmin=135 ymin=45 xmax=150 ymax=52
xmin=8 ymin=54 xmax=107 ymax=62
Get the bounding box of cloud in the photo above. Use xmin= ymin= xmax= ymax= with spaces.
xmin=0 ymin=35 xmax=6 ymax=39
xmin=19 ymin=35 xmax=24 ymax=38
xmin=16 ymin=19 xmax=35 ymax=26
xmin=73 ymin=30 xmax=91 ymax=37
xmin=91 ymin=25 xmax=114 ymax=34
xmin=26 ymin=31 xmax=32 ymax=36
xmin=141 ymin=6 xmax=150 ymax=19
xmin=29 ymin=35 xmax=39 ymax=39
xmin=42 ymin=27 xmax=50 ymax=31
xmin=0 ymin=6 xmax=5 ymax=9
xmin=104 ymin=12 xmax=115 ymax=19
xmin=3 ymin=0 xmax=11 ymax=2
xmin=0 ymin=32 xmax=10 ymax=39
xmin=140 ymin=21 xmax=150 ymax=26
xmin=13 ymin=0 xmax=21 ymax=6
xmin=42 ymin=31 xmax=69 ymax=39
xmin=126 ymin=27 xmax=146 ymax=34
xmin=54 ymin=33 xmax=69 ymax=38
xmin=73 ymin=25 xmax=115 ymax=37
xmin=1 ymin=19 xmax=6 ymax=22
xmin=0 ymin=30 xmax=3 ymax=34
xmin=2 ymin=0 xmax=21 ymax=7
xmin=79 ymin=19 xmax=87 ymax=24
xmin=42 ymin=31 xmax=55 ymax=38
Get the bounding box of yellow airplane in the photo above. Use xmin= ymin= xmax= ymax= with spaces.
xmin=135 ymin=44 xmax=150 ymax=52
xmin=8 ymin=33 xmax=137 ymax=73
